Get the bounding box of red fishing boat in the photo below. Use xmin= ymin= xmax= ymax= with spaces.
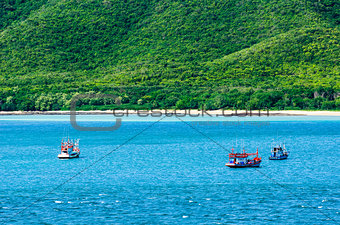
xmin=225 ymin=148 xmax=261 ymax=168
xmin=58 ymin=139 xmax=80 ymax=159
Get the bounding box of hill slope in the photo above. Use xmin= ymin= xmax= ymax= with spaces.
xmin=0 ymin=0 xmax=339 ymax=110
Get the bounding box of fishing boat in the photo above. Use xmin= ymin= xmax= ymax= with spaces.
xmin=269 ymin=144 xmax=289 ymax=160
xmin=58 ymin=138 xmax=80 ymax=159
xmin=225 ymin=148 xmax=262 ymax=168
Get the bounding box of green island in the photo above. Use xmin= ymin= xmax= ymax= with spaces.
xmin=0 ymin=0 xmax=339 ymax=111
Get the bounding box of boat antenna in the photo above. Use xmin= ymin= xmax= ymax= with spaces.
xmin=67 ymin=126 xmax=70 ymax=140
xmin=271 ymin=139 xmax=272 ymax=152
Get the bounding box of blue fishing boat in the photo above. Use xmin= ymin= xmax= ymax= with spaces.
xmin=269 ymin=145 xmax=288 ymax=160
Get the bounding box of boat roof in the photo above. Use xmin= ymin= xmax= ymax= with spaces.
xmin=229 ymin=152 xmax=257 ymax=158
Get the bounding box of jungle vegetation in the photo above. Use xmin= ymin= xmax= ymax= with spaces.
xmin=0 ymin=0 xmax=339 ymax=110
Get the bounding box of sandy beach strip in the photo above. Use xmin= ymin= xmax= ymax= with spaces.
xmin=0 ymin=110 xmax=339 ymax=116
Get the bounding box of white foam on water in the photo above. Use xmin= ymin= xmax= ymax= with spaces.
xmin=54 ymin=201 xmax=63 ymax=204
xmin=182 ymin=216 xmax=188 ymax=218
xmin=189 ymin=200 xmax=193 ymax=203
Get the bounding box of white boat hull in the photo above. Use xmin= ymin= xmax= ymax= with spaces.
xmin=58 ymin=152 xmax=80 ymax=159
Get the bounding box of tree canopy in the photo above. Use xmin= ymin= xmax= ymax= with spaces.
xmin=0 ymin=0 xmax=339 ymax=111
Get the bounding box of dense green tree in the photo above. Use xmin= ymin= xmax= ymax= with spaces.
xmin=0 ymin=0 xmax=339 ymax=111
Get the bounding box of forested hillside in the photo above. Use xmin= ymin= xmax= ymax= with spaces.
xmin=0 ymin=0 xmax=339 ymax=111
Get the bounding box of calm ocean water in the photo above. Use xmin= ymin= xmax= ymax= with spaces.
xmin=0 ymin=116 xmax=339 ymax=224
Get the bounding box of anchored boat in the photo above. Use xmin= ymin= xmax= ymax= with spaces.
xmin=225 ymin=148 xmax=262 ymax=168
xmin=58 ymin=139 xmax=80 ymax=159
xmin=269 ymin=144 xmax=289 ymax=160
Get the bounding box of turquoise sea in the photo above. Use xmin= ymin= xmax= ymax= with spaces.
xmin=0 ymin=115 xmax=339 ymax=224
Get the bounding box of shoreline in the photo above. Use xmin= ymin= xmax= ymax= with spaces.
xmin=0 ymin=110 xmax=339 ymax=116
